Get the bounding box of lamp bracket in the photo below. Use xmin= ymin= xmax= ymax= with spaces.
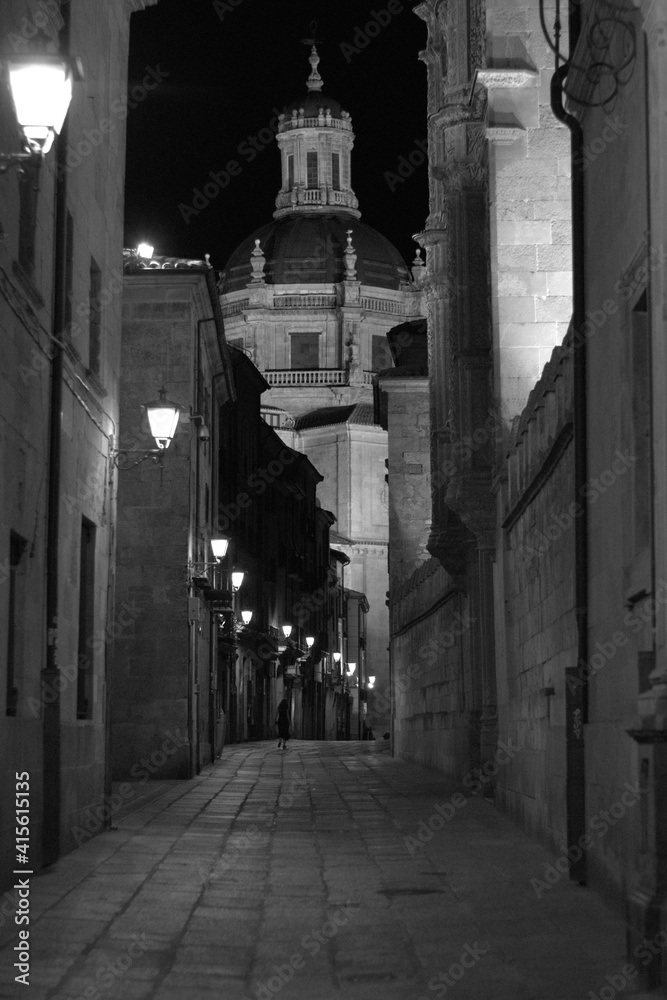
xmin=0 ymin=147 xmax=42 ymax=176
xmin=111 ymin=448 xmax=164 ymax=471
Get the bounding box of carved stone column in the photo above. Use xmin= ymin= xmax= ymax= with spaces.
xmin=414 ymin=0 xmax=497 ymax=774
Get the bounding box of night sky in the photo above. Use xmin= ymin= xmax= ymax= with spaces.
xmin=123 ymin=0 xmax=429 ymax=273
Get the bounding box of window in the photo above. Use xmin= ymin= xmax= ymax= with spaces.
xmin=64 ymin=211 xmax=74 ymax=336
xmin=18 ymin=164 xmax=38 ymax=274
xmin=307 ymin=151 xmax=318 ymax=189
xmin=89 ymin=257 xmax=102 ymax=375
xmin=631 ymin=291 xmax=651 ymax=557
xmin=372 ymin=335 xmax=392 ymax=372
xmin=287 ymin=154 xmax=294 ymax=190
xmin=332 ymin=153 xmax=340 ymax=191
xmin=6 ymin=533 xmax=27 ymax=717
xmin=290 ymin=332 xmax=319 ymax=369
xmin=77 ymin=518 xmax=95 ymax=720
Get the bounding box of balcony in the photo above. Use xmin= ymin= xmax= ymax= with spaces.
xmin=264 ymin=369 xmax=375 ymax=387
xmin=274 ymin=186 xmax=360 ymax=217
xmin=279 ymin=116 xmax=353 ymax=132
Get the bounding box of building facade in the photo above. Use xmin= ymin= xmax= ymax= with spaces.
xmin=113 ymin=253 xmax=235 ymax=780
xmin=218 ymin=45 xmax=426 ymax=735
xmin=383 ymin=0 xmax=667 ymax=987
xmin=0 ymin=0 xmax=159 ymax=885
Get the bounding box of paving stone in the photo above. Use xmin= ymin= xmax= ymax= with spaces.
xmin=0 ymin=740 xmax=648 ymax=999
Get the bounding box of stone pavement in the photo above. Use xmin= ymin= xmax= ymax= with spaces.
xmin=0 ymin=740 xmax=661 ymax=1000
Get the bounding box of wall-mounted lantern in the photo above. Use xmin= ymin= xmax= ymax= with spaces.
xmin=112 ymin=387 xmax=183 ymax=469
xmin=0 ymin=31 xmax=82 ymax=173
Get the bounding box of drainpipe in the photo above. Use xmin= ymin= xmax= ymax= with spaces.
xmin=549 ymin=2 xmax=587 ymax=884
xmin=42 ymin=5 xmax=71 ymax=867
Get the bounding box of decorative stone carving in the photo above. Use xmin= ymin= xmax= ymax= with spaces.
xmin=249 ymin=240 xmax=266 ymax=285
xmin=473 ymin=68 xmax=539 ymax=91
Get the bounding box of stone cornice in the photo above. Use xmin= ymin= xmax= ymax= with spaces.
xmin=486 ymin=125 xmax=525 ymax=145
xmin=379 ymin=377 xmax=429 ymax=392
xmin=413 ymin=228 xmax=448 ymax=247
xmin=471 ymin=68 xmax=539 ymax=96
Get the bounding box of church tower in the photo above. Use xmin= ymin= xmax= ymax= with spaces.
xmin=218 ymin=46 xmax=425 ymax=734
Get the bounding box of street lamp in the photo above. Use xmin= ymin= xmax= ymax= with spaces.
xmin=1 ymin=32 xmax=82 ymax=172
xmin=305 ymin=636 xmax=315 ymax=648
xmin=210 ymin=537 xmax=229 ymax=561
xmin=282 ymin=624 xmax=293 ymax=638
xmin=112 ymin=387 xmax=183 ymax=469
xmin=145 ymin=388 xmax=183 ymax=450
xmin=347 ymin=662 xmax=356 ymax=678
xmin=241 ymin=610 xmax=253 ymax=625
xmin=191 ymin=537 xmax=230 ymax=574
xmin=231 ymin=571 xmax=245 ymax=592
xmin=368 ymin=675 xmax=375 ymax=689
xmin=137 ymin=243 xmax=154 ymax=259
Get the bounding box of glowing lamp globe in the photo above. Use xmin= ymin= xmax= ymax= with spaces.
xmin=8 ymin=49 xmax=74 ymax=154
xmin=210 ymin=537 xmax=229 ymax=561
xmin=145 ymin=388 xmax=182 ymax=450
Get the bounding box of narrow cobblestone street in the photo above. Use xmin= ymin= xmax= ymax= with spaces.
xmin=0 ymin=741 xmax=652 ymax=1000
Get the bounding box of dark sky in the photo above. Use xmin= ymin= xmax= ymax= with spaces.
xmin=124 ymin=0 xmax=429 ymax=273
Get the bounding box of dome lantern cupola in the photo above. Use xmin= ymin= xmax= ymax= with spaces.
xmin=274 ymin=46 xmax=360 ymax=220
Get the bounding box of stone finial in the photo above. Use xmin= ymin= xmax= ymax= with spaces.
xmin=344 ymin=229 xmax=357 ymax=280
xmin=411 ymin=248 xmax=426 ymax=286
xmin=307 ymin=45 xmax=323 ymax=92
xmin=249 ymin=239 xmax=266 ymax=285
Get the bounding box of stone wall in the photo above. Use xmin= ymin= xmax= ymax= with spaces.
xmin=0 ymin=0 xmax=139 ymax=876
xmin=113 ymin=273 xmax=223 ymax=780
xmin=495 ymin=340 xmax=575 ymax=851
xmin=391 ymin=559 xmax=475 ymax=778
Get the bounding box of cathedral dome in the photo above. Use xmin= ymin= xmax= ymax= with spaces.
xmin=220 ymin=214 xmax=410 ymax=294
xmin=284 ymin=92 xmax=344 ymax=119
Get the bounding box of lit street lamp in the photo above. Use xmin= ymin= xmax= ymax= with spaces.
xmin=1 ymin=32 xmax=82 ymax=172
xmin=145 ymin=388 xmax=183 ymax=450
xmin=112 ymin=387 xmax=183 ymax=469
xmin=210 ymin=537 xmax=229 ymax=561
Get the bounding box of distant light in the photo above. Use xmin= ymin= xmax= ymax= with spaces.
xmin=137 ymin=243 xmax=154 ymax=259
xmin=368 ymin=675 xmax=375 ymax=689
xmin=346 ymin=662 xmax=356 ymax=677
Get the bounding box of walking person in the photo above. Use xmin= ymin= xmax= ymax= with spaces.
xmin=276 ymin=698 xmax=291 ymax=750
